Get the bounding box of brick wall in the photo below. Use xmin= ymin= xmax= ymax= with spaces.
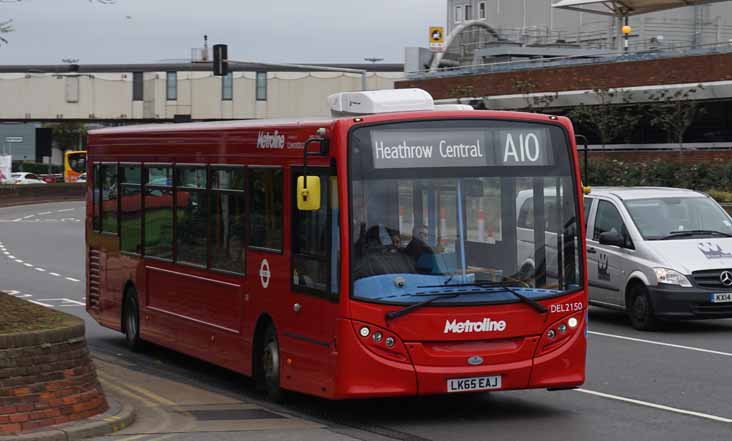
xmin=396 ymin=53 xmax=732 ymax=100
xmin=0 ymin=321 xmax=107 ymax=434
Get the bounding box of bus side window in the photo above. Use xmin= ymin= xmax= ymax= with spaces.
xmin=249 ymin=167 xmax=284 ymax=252
xmin=100 ymin=163 xmax=119 ymax=235
xmin=120 ymin=164 xmax=143 ymax=254
xmin=92 ymin=163 xmax=102 ymax=232
xmin=291 ymin=171 xmax=335 ymax=299
xmin=210 ymin=166 xmax=246 ymax=273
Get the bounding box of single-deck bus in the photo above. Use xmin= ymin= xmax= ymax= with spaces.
xmin=86 ymin=89 xmax=588 ymax=400
xmin=65 ymin=150 xmax=87 ymax=183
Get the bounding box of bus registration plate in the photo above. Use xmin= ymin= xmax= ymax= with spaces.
xmin=447 ymin=375 xmax=501 ymax=393
xmin=711 ymin=293 xmax=732 ymax=303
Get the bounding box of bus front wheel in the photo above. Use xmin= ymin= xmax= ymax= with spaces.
xmin=260 ymin=325 xmax=284 ymax=402
xmin=123 ymin=288 xmax=145 ymax=352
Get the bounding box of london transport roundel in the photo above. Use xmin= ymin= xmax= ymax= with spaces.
xmin=259 ymin=259 xmax=271 ymax=288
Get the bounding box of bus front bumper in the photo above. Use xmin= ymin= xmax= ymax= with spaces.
xmin=334 ymin=318 xmax=586 ymax=398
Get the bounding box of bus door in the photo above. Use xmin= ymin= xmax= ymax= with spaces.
xmin=283 ymin=168 xmax=339 ymax=395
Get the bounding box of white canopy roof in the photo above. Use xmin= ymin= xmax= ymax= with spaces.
xmin=552 ymin=0 xmax=731 ymax=16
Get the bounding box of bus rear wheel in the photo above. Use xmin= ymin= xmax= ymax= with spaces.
xmin=123 ymin=288 xmax=145 ymax=352
xmin=260 ymin=325 xmax=284 ymax=402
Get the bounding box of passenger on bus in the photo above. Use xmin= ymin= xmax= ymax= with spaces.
xmin=405 ymin=225 xmax=434 ymax=262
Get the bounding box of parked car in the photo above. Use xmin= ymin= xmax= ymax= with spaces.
xmin=40 ymin=174 xmax=57 ymax=184
xmin=9 ymin=172 xmax=47 ymax=185
xmin=584 ymin=187 xmax=732 ymax=330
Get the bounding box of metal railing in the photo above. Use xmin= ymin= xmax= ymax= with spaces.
xmin=408 ymin=41 xmax=732 ymax=79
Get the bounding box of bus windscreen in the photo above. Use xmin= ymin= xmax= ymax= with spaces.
xmin=349 ymin=120 xmax=582 ymax=305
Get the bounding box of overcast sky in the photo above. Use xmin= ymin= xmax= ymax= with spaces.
xmin=0 ymin=0 xmax=445 ymax=65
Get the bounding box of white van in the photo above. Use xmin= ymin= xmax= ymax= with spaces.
xmin=584 ymin=187 xmax=732 ymax=330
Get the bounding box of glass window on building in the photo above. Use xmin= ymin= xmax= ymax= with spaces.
xmin=455 ymin=5 xmax=463 ymax=23
xmin=465 ymin=4 xmax=472 ymax=20
xmin=479 ymin=2 xmax=486 ymax=19
xmin=222 ymin=73 xmax=233 ymax=101
xmin=166 ymin=72 xmax=177 ymax=101
xmin=132 ymin=72 xmax=143 ymax=101
xmin=256 ymin=72 xmax=267 ymax=101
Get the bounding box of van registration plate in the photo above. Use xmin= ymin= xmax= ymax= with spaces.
xmin=711 ymin=293 xmax=732 ymax=303
xmin=447 ymin=375 xmax=501 ymax=393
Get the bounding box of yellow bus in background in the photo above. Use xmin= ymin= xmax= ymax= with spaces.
xmin=64 ymin=150 xmax=87 ymax=183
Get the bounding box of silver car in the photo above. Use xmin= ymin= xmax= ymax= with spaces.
xmin=585 ymin=187 xmax=732 ymax=330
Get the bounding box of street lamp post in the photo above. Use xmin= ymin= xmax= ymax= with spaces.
xmin=622 ymin=17 xmax=632 ymax=53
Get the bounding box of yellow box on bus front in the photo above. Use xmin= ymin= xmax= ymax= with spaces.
xmin=297 ymin=176 xmax=321 ymax=211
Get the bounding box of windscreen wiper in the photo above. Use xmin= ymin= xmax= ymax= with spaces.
xmin=419 ymin=281 xmax=548 ymax=314
xmin=661 ymin=230 xmax=732 ymax=240
xmin=385 ymin=292 xmax=463 ymax=322
xmin=386 ymin=282 xmax=548 ymax=322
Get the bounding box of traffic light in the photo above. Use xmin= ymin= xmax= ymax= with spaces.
xmin=213 ymin=44 xmax=228 ymax=76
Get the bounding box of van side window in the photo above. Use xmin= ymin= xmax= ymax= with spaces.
xmin=594 ymin=200 xmax=631 ymax=247
xmin=584 ymin=197 xmax=594 ymax=227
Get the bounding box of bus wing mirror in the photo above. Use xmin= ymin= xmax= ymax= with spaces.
xmin=297 ymin=176 xmax=321 ymax=211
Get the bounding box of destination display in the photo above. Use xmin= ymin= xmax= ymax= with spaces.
xmin=370 ymin=127 xmax=554 ymax=169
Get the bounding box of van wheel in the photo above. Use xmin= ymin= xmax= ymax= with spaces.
xmin=260 ymin=325 xmax=284 ymax=402
xmin=627 ymin=284 xmax=659 ymax=331
xmin=123 ymin=288 xmax=145 ymax=352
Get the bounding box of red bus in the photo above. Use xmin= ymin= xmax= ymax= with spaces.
xmin=86 ymin=89 xmax=588 ymax=400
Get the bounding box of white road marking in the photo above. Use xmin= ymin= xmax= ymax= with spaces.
xmin=38 ymin=298 xmax=86 ymax=306
xmin=15 ymin=259 xmax=23 ymax=263
xmin=22 ymin=215 xmax=35 ymax=219
xmin=57 ymin=208 xmax=74 ymax=213
xmin=34 ymin=267 xmax=46 ymax=272
xmin=24 ymin=263 xmax=33 ymax=267
xmin=49 ymin=272 xmax=61 ymax=277
xmin=589 ymin=331 xmax=732 ymax=358
xmin=2 ymin=252 xmax=7 ymax=255
xmin=8 ymin=255 xmax=15 ymax=259
xmin=12 ymin=218 xmax=22 ymax=222
xmin=29 ymin=300 xmax=53 ymax=307
xmin=65 ymin=277 xmax=80 ymax=283
xmin=38 ymin=211 xmax=52 ymax=215
xmin=576 ymin=389 xmax=732 ymax=424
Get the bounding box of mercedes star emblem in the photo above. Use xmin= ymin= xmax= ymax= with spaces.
xmin=720 ymin=271 xmax=732 ymax=287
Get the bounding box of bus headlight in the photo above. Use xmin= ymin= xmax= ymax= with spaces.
xmin=352 ymin=321 xmax=409 ymax=363
xmin=654 ymin=268 xmax=692 ymax=288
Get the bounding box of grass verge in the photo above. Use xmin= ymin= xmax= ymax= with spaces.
xmin=0 ymin=292 xmax=78 ymax=334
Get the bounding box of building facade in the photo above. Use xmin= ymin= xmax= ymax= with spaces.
xmin=0 ymin=63 xmax=404 ymax=122
xmin=446 ymin=0 xmax=732 ymax=52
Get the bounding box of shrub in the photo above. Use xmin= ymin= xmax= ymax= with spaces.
xmin=580 ymin=159 xmax=732 ymax=193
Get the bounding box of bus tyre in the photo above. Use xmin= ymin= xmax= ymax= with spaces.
xmin=628 ymin=284 xmax=659 ymax=331
xmin=123 ymin=289 xmax=145 ymax=352
xmin=261 ymin=326 xmax=284 ymax=402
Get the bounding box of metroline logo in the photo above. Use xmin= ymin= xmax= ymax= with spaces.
xmin=256 ymin=131 xmax=286 ymax=149
xmin=443 ymin=318 xmax=507 ymax=334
